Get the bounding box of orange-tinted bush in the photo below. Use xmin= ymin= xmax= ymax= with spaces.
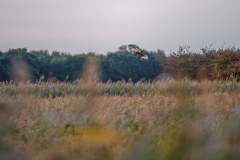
xmin=163 ymin=46 xmax=208 ymax=81
xmin=163 ymin=46 xmax=240 ymax=81
xmin=210 ymin=48 xmax=240 ymax=80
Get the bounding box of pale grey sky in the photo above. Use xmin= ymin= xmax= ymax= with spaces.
xmin=0 ymin=0 xmax=240 ymax=54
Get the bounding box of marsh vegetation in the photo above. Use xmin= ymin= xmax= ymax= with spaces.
xmin=1 ymin=79 xmax=240 ymax=160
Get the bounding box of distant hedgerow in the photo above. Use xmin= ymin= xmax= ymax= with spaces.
xmin=163 ymin=46 xmax=240 ymax=81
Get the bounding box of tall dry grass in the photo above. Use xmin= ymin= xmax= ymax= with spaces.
xmin=1 ymin=79 xmax=240 ymax=160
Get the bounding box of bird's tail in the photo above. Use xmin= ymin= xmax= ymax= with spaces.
xmin=140 ymin=54 xmax=148 ymax=60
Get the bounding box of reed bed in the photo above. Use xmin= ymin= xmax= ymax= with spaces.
xmin=1 ymin=79 xmax=240 ymax=160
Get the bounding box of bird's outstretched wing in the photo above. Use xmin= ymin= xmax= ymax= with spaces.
xmin=128 ymin=44 xmax=140 ymax=50
xmin=128 ymin=44 xmax=148 ymax=60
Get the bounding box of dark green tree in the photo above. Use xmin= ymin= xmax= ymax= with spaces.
xmin=100 ymin=50 xmax=163 ymax=82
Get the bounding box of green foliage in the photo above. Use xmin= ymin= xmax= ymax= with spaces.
xmin=49 ymin=54 xmax=86 ymax=81
xmin=0 ymin=47 xmax=164 ymax=83
xmin=0 ymin=48 xmax=44 ymax=81
xmin=2 ymin=45 xmax=240 ymax=82
xmin=100 ymin=51 xmax=163 ymax=82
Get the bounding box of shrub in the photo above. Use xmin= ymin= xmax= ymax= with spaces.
xmin=163 ymin=46 xmax=207 ymax=81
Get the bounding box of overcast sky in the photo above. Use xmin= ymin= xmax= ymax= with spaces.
xmin=1 ymin=0 xmax=240 ymax=54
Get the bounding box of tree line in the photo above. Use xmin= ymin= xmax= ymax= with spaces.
xmin=0 ymin=45 xmax=240 ymax=83
xmin=0 ymin=47 xmax=165 ymax=82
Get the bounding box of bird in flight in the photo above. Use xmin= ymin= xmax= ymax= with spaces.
xmin=128 ymin=44 xmax=148 ymax=60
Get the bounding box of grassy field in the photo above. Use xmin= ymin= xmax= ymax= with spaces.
xmin=1 ymin=79 xmax=240 ymax=160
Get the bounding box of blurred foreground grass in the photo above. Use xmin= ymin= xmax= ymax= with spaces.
xmin=1 ymin=79 xmax=240 ymax=160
